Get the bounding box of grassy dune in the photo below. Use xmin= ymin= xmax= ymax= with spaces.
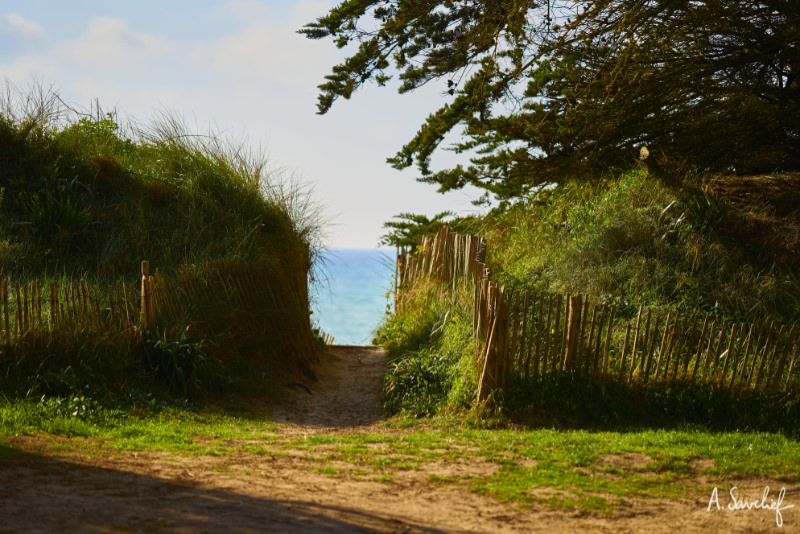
xmin=0 ymin=85 xmax=323 ymax=403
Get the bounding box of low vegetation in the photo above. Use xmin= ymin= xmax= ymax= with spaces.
xmin=3 ymin=402 xmax=799 ymax=516
xmin=480 ymin=170 xmax=800 ymax=325
xmin=375 ymin=279 xmax=477 ymax=417
xmin=377 ymin=169 xmax=800 ymax=436
xmin=0 ymin=85 xmax=323 ymax=405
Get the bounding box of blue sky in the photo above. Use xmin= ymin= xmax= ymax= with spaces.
xmin=0 ymin=0 xmax=484 ymax=249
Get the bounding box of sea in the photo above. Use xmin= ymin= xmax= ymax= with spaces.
xmin=310 ymin=249 xmax=396 ymax=346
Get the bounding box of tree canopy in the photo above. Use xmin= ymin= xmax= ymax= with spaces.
xmin=302 ymin=1 xmax=800 ymax=199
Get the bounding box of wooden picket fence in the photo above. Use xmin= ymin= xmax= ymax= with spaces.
xmin=0 ymin=274 xmax=141 ymax=346
xmin=0 ymin=258 xmax=319 ymax=360
xmin=396 ymin=226 xmax=800 ymax=403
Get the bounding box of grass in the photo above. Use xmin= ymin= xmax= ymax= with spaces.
xmin=0 ymin=82 xmax=324 ymax=403
xmin=2 ymin=401 xmax=798 ymax=516
xmin=479 ymin=170 xmax=800 ymax=325
xmin=376 ymin=169 xmax=800 ymax=433
xmin=374 ymin=278 xmax=478 ymax=417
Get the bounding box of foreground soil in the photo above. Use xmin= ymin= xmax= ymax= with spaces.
xmin=1 ymin=346 xmax=797 ymax=533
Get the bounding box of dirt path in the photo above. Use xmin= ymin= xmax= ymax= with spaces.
xmin=269 ymin=345 xmax=386 ymax=429
xmin=1 ymin=346 xmax=797 ymax=533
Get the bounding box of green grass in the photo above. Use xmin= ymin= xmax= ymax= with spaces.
xmin=480 ymin=170 xmax=800 ymax=325
xmin=2 ymin=401 xmax=798 ymax=515
xmin=374 ymin=279 xmax=478 ymax=417
xmin=0 ymin=83 xmax=323 ymax=404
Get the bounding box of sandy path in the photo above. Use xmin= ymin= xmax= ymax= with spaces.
xmin=270 ymin=345 xmax=386 ymax=429
xmin=1 ymin=346 xmax=797 ymax=533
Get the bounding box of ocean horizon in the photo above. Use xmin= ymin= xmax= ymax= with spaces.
xmin=310 ymin=248 xmax=395 ymax=346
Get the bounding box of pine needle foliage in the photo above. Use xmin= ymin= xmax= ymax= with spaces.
xmin=303 ymin=1 xmax=800 ymax=199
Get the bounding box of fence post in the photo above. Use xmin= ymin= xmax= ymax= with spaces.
xmin=141 ymin=260 xmax=150 ymax=331
xmin=477 ymin=284 xmax=499 ymax=403
xmin=563 ymin=295 xmax=583 ymax=370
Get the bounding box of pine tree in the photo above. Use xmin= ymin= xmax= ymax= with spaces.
xmin=302 ymin=1 xmax=800 ymax=199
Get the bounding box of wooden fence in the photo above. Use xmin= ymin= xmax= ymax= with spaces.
xmin=396 ymin=227 xmax=800 ymax=403
xmin=0 ymin=258 xmax=321 ymax=359
xmin=0 ymin=274 xmax=140 ymax=346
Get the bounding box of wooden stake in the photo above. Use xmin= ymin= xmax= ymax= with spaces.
xmin=558 ymin=295 xmax=568 ymax=370
xmin=627 ymin=307 xmax=643 ymax=384
xmin=603 ymin=307 xmax=616 ymax=375
xmin=520 ymin=292 xmax=530 ymax=379
xmin=708 ymin=319 xmax=729 ymax=379
xmin=510 ymin=292 xmax=521 ymax=374
xmin=50 ymin=282 xmax=58 ymax=332
xmin=141 ymin=261 xmax=150 ymax=330
xmin=689 ymin=316 xmax=710 ymax=381
xmin=619 ymin=323 xmax=631 ymax=381
xmin=576 ymin=297 xmax=590 ymax=372
xmin=553 ymin=294 xmax=562 ymax=371
xmin=534 ymin=293 xmax=544 ymax=374
xmin=648 ymin=313 xmax=672 ymax=386
xmin=733 ymin=323 xmax=756 ymax=390
xmin=564 ymin=295 xmax=582 ymax=370
xmin=719 ymin=323 xmax=740 ymax=388
xmin=681 ymin=315 xmax=700 ymax=381
xmin=526 ymin=292 xmax=537 ymax=378
xmin=22 ymin=282 xmax=29 ymax=335
xmin=2 ymin=278 xmax=8 ymax=346
xmin=122 ymin=282 xmax=133 ymax=329
xmin=543 ymin=294 xmax=553 ymax=371
xmin=14 ymin=282 xmax=21 ymax=338
xmin=769 ymin=324 xmax=797 ymax=392
xmin=783 ymin=331 xmax=800 ymax=391
xmin=593 ymin=306 xmax=607 ymax=375
xmin=585 ymin=305 xmax=598 ymax=374
xmin=650 ymin=313 xmax=669 ymax=382
xmin=698 ymin=321 xmax=717 ymax=382
xmin=34 ymin=281 xmax=42 ymax=333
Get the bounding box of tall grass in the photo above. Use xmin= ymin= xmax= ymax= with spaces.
xmin=0 ymin=82 xmax=324 ymax=402
xmin=0 ymin=82 xmax=323 ymax=280
xmin=374 ymin=279 xmax=478 ymax=416
xmin=480 ymin=170 xmax=800 ymax=325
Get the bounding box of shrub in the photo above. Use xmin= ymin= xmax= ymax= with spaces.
xmin=375 ymin=280 xmax=477 ymax=417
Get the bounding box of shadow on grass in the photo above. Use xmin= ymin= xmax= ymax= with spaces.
xmin=505 ymin=371 xmax=800 ymax=438
xmin=0 ymin=445 xmax=442 ymax=534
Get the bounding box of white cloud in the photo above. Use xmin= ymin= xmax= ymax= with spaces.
xmin=0 ymin=57 xmax=57 ymax=84
xmin=65 ymin=17 xmax=174 ymax=65
xmin=0 ymin=12 xmax=48 ymax=57
xmin=3 ymin=12 xmax=47 ymax=40
xmin=193 ymin=0 xmax=339 ymax=89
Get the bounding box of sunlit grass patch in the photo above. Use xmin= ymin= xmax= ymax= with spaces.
xmin=2 ymin=400 xmax=799 ymax=517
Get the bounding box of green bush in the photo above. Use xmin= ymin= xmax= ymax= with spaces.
xmin=376 ymin=281 xmax=477 ymax=417
xmin=139 ymin=330 xmax=229 ymax=399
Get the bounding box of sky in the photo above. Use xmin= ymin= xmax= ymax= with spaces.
xmin=0 ymin=0 xmax=485 ymax=249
